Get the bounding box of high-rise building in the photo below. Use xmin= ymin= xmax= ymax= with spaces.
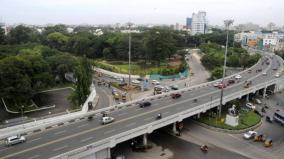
xmin=186 ymin=17 xmax=192 ymax=29
xmin=191 ymin=11 xmax=208 ymax=35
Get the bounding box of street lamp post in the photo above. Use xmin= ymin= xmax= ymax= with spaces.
xmin=219 ymin=19 xmax=234 ymax=118
xmin=127 ymin=22 xmax=132 ymax=87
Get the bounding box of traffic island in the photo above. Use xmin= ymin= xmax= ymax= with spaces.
xmin=194 ymin=110 xmax=262 ymax=133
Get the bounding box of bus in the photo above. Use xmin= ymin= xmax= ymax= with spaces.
xmin=273 ymin=111 xmax=284 ymax=125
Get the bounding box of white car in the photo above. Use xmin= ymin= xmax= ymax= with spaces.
xmin=262 ymin=72 xmax=267 ymax=76
xmin=245 ymin=103 xmax=256 ymax=109
xmin=131 ymin=80 xmax=141 ymax=84
xmin=235 ymin=74 xmax=242 ymax=79
xmin=213 ymin=81 xmax=220 ymax=87
xmin=5 ymin=135 xmax=26 ymax=146
xmin=151 ymin=80 xmax=160 ymax=85
xmin=101 ymin=116 xmax=114 ymax=125
xmin=255 ymin=99 xmax=262 ymax=104
xmin=275 ymin=73 xmax=280 ymax=78
xmin=243 ymin=131 xmax=257 ymax=139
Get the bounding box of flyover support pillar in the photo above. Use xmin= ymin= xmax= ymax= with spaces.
xmin=263 ymin=87 xmax=267 ymax=99
xmin=107 ymin=148 xmax=111 ymax=159
xmin=197 ymin=113 xmax=200 ymax=119
xmin=173 ymin=122 xmax=178 ymax=134
xmin=143 ymin=134 xmax=147 ymax=146
xmin=246 ymin=94 xmax=249 ymax=102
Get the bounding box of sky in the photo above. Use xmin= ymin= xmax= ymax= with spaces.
xmin=1 ymin=0 xmax=284 ymax=27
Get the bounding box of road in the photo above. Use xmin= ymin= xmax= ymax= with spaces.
xmin=0 ymin=53 xmax=281 ymax=159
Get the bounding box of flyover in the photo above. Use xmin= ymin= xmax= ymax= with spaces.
xmin=0 ymin=52 xmax=283 ymax=159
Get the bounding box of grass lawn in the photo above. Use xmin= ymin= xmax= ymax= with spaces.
xmin=197 ymin=110 xmax=261 ymax=130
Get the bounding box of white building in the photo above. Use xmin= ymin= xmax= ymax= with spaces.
xmin=191 ymin=11 xmax=208 ymax=35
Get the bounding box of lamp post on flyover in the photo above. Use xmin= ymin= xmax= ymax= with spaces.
xmin=219 ymin=19 xmax=234 ymax=118
xmin=127 ymin=22 xmax=133 ymax=87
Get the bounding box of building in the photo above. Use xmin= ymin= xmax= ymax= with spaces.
xmin=191 ymin=11 xmax=208 ymax=35
xmin=186 ymin=17 xmax=192 ymax=29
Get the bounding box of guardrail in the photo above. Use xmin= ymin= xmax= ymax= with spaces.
xmin=51 ymin=76 xmax=284 ymax=159
xmin=0 ymin=53 xmax=280 ymax=141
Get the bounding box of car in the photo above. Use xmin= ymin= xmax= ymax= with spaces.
xmin=101 ymin=116 xmax=114 ymax=125
xmin=5 ymin=135 xmax=26 ymax=146
xmin=275 ymin=73 xmax=280 ymax=78
xmin=273 ymin=67 xmax=278 ymax=71
xmin=213 ymin=81 xmax=220 ymax=87
xmin=170 ymin=85 xmax=179 ymax=90
xmin=116 ymin=77 xmax=123 ymax=82
xmin=262 ymin=72 xmax=267 ymax=76
xmin=138 ymin=101 xmax=151 ymax=108
xmin=245 ymin=103 xmax=256 ymax=109
xmin=217 ymin=83 xmax=226 ymax=89
xmin=151 ymin=80 xmax=160 ymax=85
xmin=248 ymin=69 xmax=252 ymax=73
xmin=164 ymin=86 xmax=170 ymax=92
xmin=264 ymin=138 xmax=273 ymax=147
xmin=243 ymin=131 xmax=257 ymax=139
xmin=227 ymin=79 xmax=235 ymax=85
xmin=136 ymin=78 xmax=144 ymax=82
xmin=171 ymin=93 xmax=181 ymax=99
xmin=235 ymin=74 xmax=242 ymax=79
xmin=266 ymin=116 xmax=273 ymax=123
xmin=131 ymin=80 xmax=141 ymax=84
xmin=255 ymin=99 xmax=262 ymax=104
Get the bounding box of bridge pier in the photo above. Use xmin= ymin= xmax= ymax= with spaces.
xmin=263 ymin=87 xmax=267 ymax=99
xmin=197 ymin=113 xmax=200 ymax=118
xmin=246 ymin=94 xmax=249 ymax=102
xmin=143 ymin=134 xmax=147 ymax=146
xmin=173 ymin=122 xmax=178 ymax=135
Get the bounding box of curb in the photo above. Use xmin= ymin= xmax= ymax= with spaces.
xmin=190 ymin=119 xmax=262 ymax=134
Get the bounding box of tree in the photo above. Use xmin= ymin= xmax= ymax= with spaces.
xmin=0 ymin=27 xmax=5 ymax=44
xmin=68 ymin=35 xmax=91 ymax=56
xmin=70 ymin=57 xmax=92 ymax=106
xmin=211 ymin=67 xmax=223 ymax=79
xmin=46 ymin=32 xmax=69 ymax=51
xmin=7 ymin=25 xmax=39 ymax=44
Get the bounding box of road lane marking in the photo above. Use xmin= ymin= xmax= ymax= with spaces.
xmin=135 ymin=108 xmax=143 ymax=111
xmin=104 ymin=129 xmax=116 ymax=135
xmin=1 ymin=64 xmax=275 ymax=158
xmin=77 ymin=123 xmax=88 ymax=128
xmin=54 ymin=130 xmax=66 ymax=135
xmin=53 ymin=145 xmax=68 ymax=152
xmin=125 ymin=122 xmax=136 ymax=127
xmin=144 ymin=117 xmax=153 ymax=121
xmin=118 ymin=112 xmax=128 ymax=116
xmin=80 ymin=137 xmax=94 ymax=143
xmin=27 ymin=154 xmax=40 ymax=159
xmin=27 ymin=137 xmax=41 ymax=143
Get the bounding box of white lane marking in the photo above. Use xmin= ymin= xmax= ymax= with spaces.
xmin=164 ymin=111 xmax=170 ymax=115
xmin=53 ymin=145 xmax=68 ymax=152
xmin=125 ymin=122 xmax=136 ymax=127
xmin=104 ymin=129 xmax=116 ymax=135
xmin=118 ymin=112 xmax=128 ymax=116
xmin=54 ymin=130 xmax=66 ymax=135
xmin=27 ymin=154 xmax=40 ymax=159
xmin=80 ymin=137 xmax=94 ymax=143
xmin=135 ymin=108 xmax=143 ymax=111
xmin=77 ymin=123 xmax=88 ymax=128
xmin=144 ymin=117 xmax=153 ymax=121
xmin=27 ymin=137 xmax=41 ymax=143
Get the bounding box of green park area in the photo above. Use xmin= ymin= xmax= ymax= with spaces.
xmin=197 ymin=109 xmax=261 ymax=130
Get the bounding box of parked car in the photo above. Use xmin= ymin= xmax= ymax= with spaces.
xmin=131 ymin=80 xmax=141 ymax=84
xmin=137 ymin=101 xmax=151 ymax=108
xmin=275 ymin=73 xmax=280 ymax=78
xmin=171 ymin=93 xmax=181 ymax=99
xmin=5 ymin=135 xmax=26 ymax=146
xmin=136 ymin=78 xmax=144 ymax=81
xmin=243 ymin=131 xmax=257 ymax=139
xmin=151 ymin=80 xmax=160 ymax=85
xmin=245 ymin=103 xmax=256 ymax=109
xmin=101 ymin=116 xmax=114 ymax=125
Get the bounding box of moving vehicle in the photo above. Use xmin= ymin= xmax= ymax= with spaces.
xmin=101 ymin=116 xmax=114 ymax=125
xmin=266 ymin=116 xmax=273 ymax=123
xmin=156 ymin=113 xmax=162 ymax=120
xmin=217 ymin=83 xmax=226 ymax=89
xmin=138 ymin=101 xmax=151 ymax=108
xmin=255 ymin=99 xmax=262 ymax=104
xmin=131 ymin=80 xmax=141 ymax=84
xmin=264 ymin=138 xmax=273 ymax=147
xmin=151 ymin=80 xmax=160 ymax=85
xmin=170 ymin=85 xmax=179 ymax=90
xmin=235 ymin=74 xmax=242 ymax=79
xmin=275 ymin=73 xmax=280 ymax=78
xmin=254 ymin=134 xmax=265 ymax=142
xmin=273 ymin=111 xmax=284 ymax=125
xmin=227 ymin=79 xmax=235 ymax=85
xmin=5 ymin=135 xmax=26 ymax=146
xmin=243 ymin=131 xmax=257 ymax=139
xmin=245 ymin=103 xmax=256 ymax=109
xmin=113 ymin=92 xmax=120 ymax=100
xmin=262 ymin=72 xmax=267 ymax=76
xmin=171 ymin=93 xmax=181 ymax=99
xmin=213 ymin=81 xmax=220 ymax=87
xmin=200 ymin=145 xmax=208 ymax=152
xmin=154 ymin=85 xmax=164 ymax=95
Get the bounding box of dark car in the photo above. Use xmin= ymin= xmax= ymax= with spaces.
xmin=266 ymin=116 xmax=273 ymax=123
xmin=171 ymin=93 xmax=181 ymax=99
xmin=138 ymin=101 xmax=151 ymax=108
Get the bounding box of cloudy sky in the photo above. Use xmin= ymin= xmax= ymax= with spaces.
xmin=1 ymin=0 xmax=283 ymax=26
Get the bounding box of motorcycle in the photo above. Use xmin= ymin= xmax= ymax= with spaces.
xmin=200 ymin=145 xmax=208 ymax=152
xmin=156 ymin=113 xmax=162 ymax=120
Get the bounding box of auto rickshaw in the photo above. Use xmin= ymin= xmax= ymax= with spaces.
xmin=254 ymin=134 xmax=265 ymax=142
xmin=121 ymin=93 xmax=127 ymax=101
xmin=264 ymin=138 xmax=272 ymax=147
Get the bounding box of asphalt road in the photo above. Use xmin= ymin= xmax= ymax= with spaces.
xmin=0 ymin=53 xmax=281 ymax=159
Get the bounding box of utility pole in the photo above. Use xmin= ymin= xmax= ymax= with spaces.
xmin=127 ymin=22 xmax=132 ymax=87
xmin=219 ymin=19 xmax=234 ymax=118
